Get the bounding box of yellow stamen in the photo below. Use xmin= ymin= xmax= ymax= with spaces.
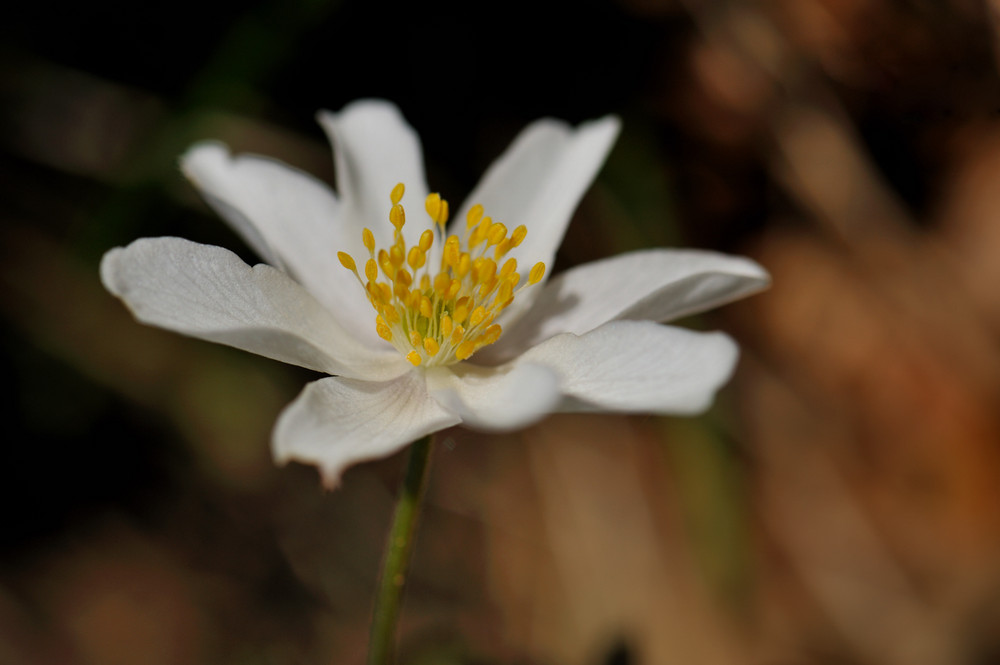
xmin=337 ymin=252 xmax=356 ymax=272
xmin=496 ymin=280 xmax=513 ymax=305
xmin=493 ymin=238 xmax=512 ymax=259
xmin=453 ymin=302 xmax=469 ymax=324
xmin=425 ymin=192 xmax=448 ymax=227
xmin=390 ymin=182 xmax=405 ymax=205
xmin=470 ymin=217 xmax=490 ymax=248
xmin=455 ymin=340 xmax=476 ymax=361
xmin=483 ymin=324 xmax=502 ymax=345
xmin=529 ymin=262 xmax=546 ymax=284
xmin=337 ymin=184 xmax=547 ymax=366
xmin=466 ymin=204 xmax=484 ymax=229
xmin=376 ymin=316 xmax=393 ymax=341
xmin=486 ymin=222 xmax=507 ymax=247
xmin=433 ymin=272 xmax=450 ymax=296
xmin=500 ymin=258 xmax=517 ymax=278
xmin=419 ymin=229 xmax=434 ymax=252
xmin=510 ymin=225 xmax=527 ymax=247
xmin=407 ymin=246 xmax=425 ymax=270
xmin=389 ymin=204 xmax=405 ymax=230
xmin=365 ymin=259 xmax=378 ymax=282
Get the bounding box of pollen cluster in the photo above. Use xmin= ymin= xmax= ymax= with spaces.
xmin=338 ymin=183 xmax=545 ymax=367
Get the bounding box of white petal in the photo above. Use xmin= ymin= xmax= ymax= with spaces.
xmin=424 ymin=363 xmax=560 ymax=432
xmin=317 ymin=100 xmax=434 ymax=254
xmin=101 ymin=237 xmax=408 ymax=380
xmin=180 ymin=142 xmax=378 ymax=346
xmin=485 ymin=249 xmax=769 ymax=362
xmin=514 ymin=320 xmax=739 ymax=415
xmin=453 ymin=114 xmax=620 ymax=306
xmin=273 ymin=372 xmax=461 ymax=487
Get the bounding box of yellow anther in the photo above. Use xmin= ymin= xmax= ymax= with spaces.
xmin=407 ymin=247 xmax=425 ymax=270
xmin=425 ymin=193 xmax=444 ymax=223
xmin=376 ymin=316 xmax=393 ymax=341
xmin=347 ymin=184 xmax=548 ymax=368
xmin=391 ymin=182 xmax=405 ymax=205
xmin=510 ymin=225 xmax=527 ymax=247
xmin=500 ymin=257 xmax=517 ymax=278
xmin=470 ymin=217 xmax=491 ymax=247
xmin=529 ymin=262 xmax=546 ymax=285
xmin=478 ymin=259 xmax=497 ymax=285
xmin=419 ymin=229 xmax=434 ymax=252
xmin=438 ymin=199 xmax=449 ymax=227
xmin=493 ymin=238 xmax=512 ymax=259
xmin=483 ymin=324 xmax=502 ymax=345
xmin=466 ymin=203 xmax=484 ymax=229
xmin=455 ymin=340 xmax=477 ymax=361
xmin=453 ymin=302 xmax=469 ymax=324
xmin=407 ymin=290 xmax=422 ymax=310
xmin=444 ymin=241 xmax=460 ymax=268
xmin=389 ymin=204 xmax=405 ymax=230
xmin=433 ymin=272 xmax=450 ymax=296
xmin=389 ymin=245 xmax=405 ymax=267
xmin=486 ymin=222 xmax=507 ymax=247
xmin=496 ymin=280 xmax=513 ymax=305
xmin=337 ymin=252 xmax=357 ymax=272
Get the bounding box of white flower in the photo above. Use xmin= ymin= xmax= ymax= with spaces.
xmin=100 ymin=100 xmax=769 ymax=486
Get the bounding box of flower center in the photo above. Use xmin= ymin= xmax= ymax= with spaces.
xmin=338 ymin=183 xmax=545 ymax=367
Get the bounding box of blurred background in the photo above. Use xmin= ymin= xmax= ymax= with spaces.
xmin=4 ymin=0 xmax=1000 ymax=663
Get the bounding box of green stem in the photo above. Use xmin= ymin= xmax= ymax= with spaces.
xmin=367 ymin=435 xmax=435 ymax=665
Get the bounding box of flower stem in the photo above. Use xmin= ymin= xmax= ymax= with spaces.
xmin=367 ymin=434 xmax=435 ymax=665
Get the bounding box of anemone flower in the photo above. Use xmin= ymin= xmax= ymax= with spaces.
xmin=101 ymin=99 xmax=769 ymax=487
